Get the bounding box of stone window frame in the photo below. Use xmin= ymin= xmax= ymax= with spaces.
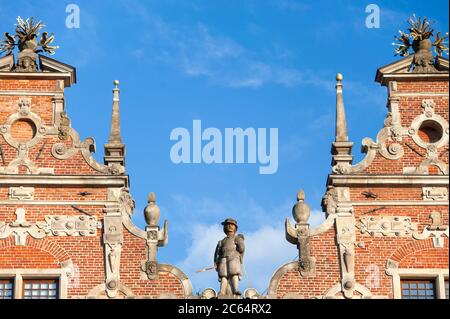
xmin=0 ymin=269 xmax=68 ymax=299
xmin=390 ymin=268 xmax=449 ymax=299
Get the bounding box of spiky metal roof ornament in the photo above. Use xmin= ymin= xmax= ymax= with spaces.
xmin=0 ymin=16 xmax=59 ymax=72
xmin=392 ymin=15 xmax=449 ymax=73
xmin=393 ymin=15 xmax=448 ymax=57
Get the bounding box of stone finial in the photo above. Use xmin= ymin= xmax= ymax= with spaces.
xmin=104 ymin=80 xmax=126 ymax=169
xmin=285 ymin=190 xmax=316 ymax=276
xmin=109 ymin=80 xmax=122 ymax=144
xmin=335 ymin=73 xmax=348 ymax=143
xmin=331 ymin=73 xmax=353 ymax=172
xmin=144 ymin=192 xmax=161 ymax=227
xmin=292 ymin=189 xmax=310 ymax=224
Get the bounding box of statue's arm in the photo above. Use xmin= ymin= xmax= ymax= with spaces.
xmin=235 ymin=234 xmax=245 ymax=254
xmin=214 ymin=241 xmax=221 ymax=265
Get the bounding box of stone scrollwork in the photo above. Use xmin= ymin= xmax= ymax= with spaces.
xmin=0 ymin=208 xmax=98 ymax=245
xmin=356 ymin=216 xmax=417 ymax=237
xmin=413 ymin=212 xmax=449 ymax=248
xmin=386 ymin=143 xmax=404 ymax=158
xmin=49 ymin=114 xmax=125 ymax=175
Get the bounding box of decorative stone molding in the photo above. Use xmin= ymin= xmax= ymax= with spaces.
xmin=49 ymin=115 xmax=125 ymax=175
xmin=324 ymin=282 xmax=373 ymax=299
xmin=102 ymin=205 xmax=124 ymax=298
xmin=0 ymin=99 xmax=47 ymax=149
xmin=39 ymin=215 xmax=98 ymax=236
xmin=0 ymin=98 xmax=54 ymax=174
xmin=285 ymin=191 xmax=316 ymax=276
xmin=412 ymin=212 xmax=449 ymax=248
xmin=140 ymin=221 xmax=168 ymax=280
xmin=356 ymin=216 xmax=417 ymax=237
xmin=422 ymin=187 xmax=448 ymax=201
xmin=0 ymin=208 xmax=98 ymax=245
xmin=158 ymin=264 xmax=193 ymax=298
xmin=335 ymin=214 xmax=357 ymax=298
xmin=309 ymin=214 xmax=336 ymax=236
xmin=87 ymin=283 xmax=135 ymax=299
xmin=322 ymin=186 xmax=338 ymax=215
xmin=9 ymin=186 xmax=34 ymax=200
xmin=138 ymin=193 xmax=168 ymax=280
xmin=243 ymin=288 xmax=266 ymax=299
xmin=199 ymin=288 xmax=217 ymax=299
xmin=267 ymin=261 xmax=299 ymax=297
xmin=385 ymin=258 xmax=399 ymax=276
xmin=402 ymin=99 xmax=449 ymax=174
xmin=0 ymin=208 xmax=46 ymax=245
xmin=118 ymin=187 xmax=135 ymax=217
xmin=57 ymin=111 xmax=71 ymax=141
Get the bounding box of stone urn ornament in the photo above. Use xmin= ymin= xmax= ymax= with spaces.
xmin=144 ymin=192 xmax=160 ymax=227
xmin=292 ymin=190 xmax=310 ymax=224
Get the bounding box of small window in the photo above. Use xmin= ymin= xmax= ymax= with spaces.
xmin=0 ymin=279 xmax=14 ymax=299
xmin=401 ymin=279 xmax=436 ymax=299
xmin=445 ymin=280 xmax=449 ymax=299
xmin=23 ymin=279 xmax=58 ymax=299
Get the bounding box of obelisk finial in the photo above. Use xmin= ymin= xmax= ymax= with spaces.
xmin=331 ymin=73 xmax=353 ymax=173
xmin=104 ymin=80 xmax=126 ymax=170
xmin=335 ymin=73 xmax=348 ymax=142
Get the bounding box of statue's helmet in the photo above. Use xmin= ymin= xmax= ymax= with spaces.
xmin=221 ymin=218 xmax=238 ymax=230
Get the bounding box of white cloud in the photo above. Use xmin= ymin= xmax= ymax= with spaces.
xmin=272 ymin=0 xmax=310 ymax=12
xmin=120 ymin=1 xmax=332 ymax=89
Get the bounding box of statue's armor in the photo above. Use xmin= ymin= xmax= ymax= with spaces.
xmin=214 ymin=234 xmax=244 ymax=279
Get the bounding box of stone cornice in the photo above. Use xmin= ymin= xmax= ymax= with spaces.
xmin=377 ymin=73 xmax=449 ymax=86
xmin=328 ymin=174 xmax=449 ymax=186
xmin=0 ymin=175 xmax=129 ymax=187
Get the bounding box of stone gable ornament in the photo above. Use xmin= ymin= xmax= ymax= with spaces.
xmin=144 ymin=192 xmax=160 ymax=226
xmin=392 ymin=16 xmax=449 ymax=73
xmin=214 ymin=218 xmax=245 ymax=297
xmin=285 ymin=190 xmax=316 ymax=276
xmin=0 ymin=16 xmax=59 ymax=72
xmin=141 ymin=192 xmax=168 ymax=280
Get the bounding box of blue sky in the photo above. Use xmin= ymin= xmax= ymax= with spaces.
xmin=1 ymin=0 xmax=448 ymax=294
